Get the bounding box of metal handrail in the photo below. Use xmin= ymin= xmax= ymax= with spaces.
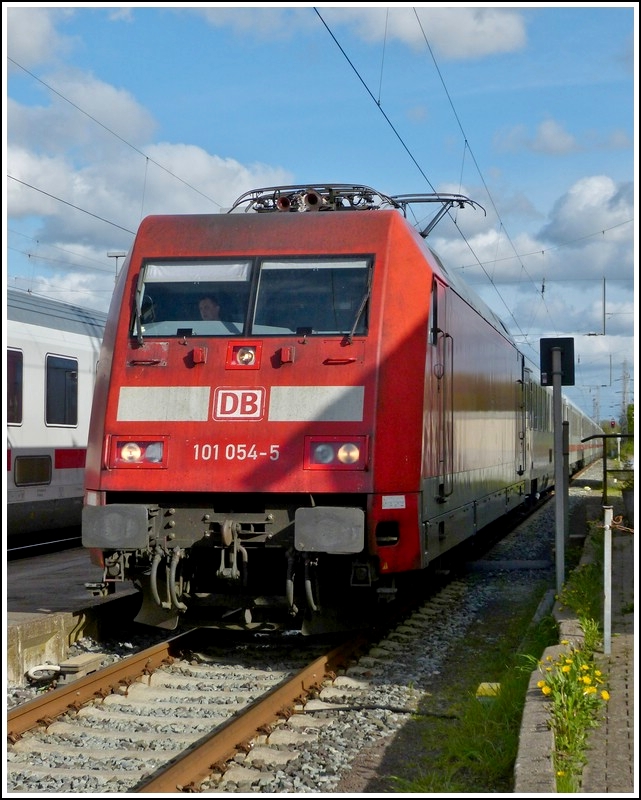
xmin=580 ymin=434 xmax=634 ymax=504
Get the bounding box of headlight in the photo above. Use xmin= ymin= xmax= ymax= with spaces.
xmin=121 ymin=442 xmax=142 ymax=462
xmin=109 ymin=438 xmax=167 ymax=468
xmin=144 ymin=442 xmax=163 ymax=462
xmin=313 ymin=443 xmax=335 ymax=464
xmin=305 ymin=436 xmax=368 ymax=470
xmin=237 ymin=347 xmax=256 ymax=366
xmin=337 ymin=443 xmax=360 ymax=464
xmin=227 ymin=341 xmax=262 ymax=369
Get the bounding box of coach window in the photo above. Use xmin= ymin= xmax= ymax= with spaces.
xmin=15 ymin=456 xmax=52 ymax=487
xmin=536 ymin=385 xmax=545 ymax=430
xmin=46 ymin=355 xmax=78 ymax=426
xmin=532 ymin=384 xmax=540 ymax=430
xmin=7 ymin=349 xmax=23 ymax=425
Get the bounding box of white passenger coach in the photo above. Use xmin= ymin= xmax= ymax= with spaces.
xmin=7 ymin=289 xmax=106 ymax=536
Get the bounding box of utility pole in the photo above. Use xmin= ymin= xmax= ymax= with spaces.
xmin=108 ymin=251 xmax=127 ymax=285
xmin=621 ymin=359 xmax=630 ymax=419
xmin=592 ymin=388 xmax=600 ymax=424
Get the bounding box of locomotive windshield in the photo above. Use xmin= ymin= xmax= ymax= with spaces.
xmin=252 ymin=259 xmax=369 ymax=336
xmin=133 ymin=257 xmax=370 ymax=340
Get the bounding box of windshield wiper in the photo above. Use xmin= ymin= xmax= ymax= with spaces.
xmin=347 ymin=270 xmax=372 ymax=343
xmin=134 ymin=273 xmax=145 ymax=345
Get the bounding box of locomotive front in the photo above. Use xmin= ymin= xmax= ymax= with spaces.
xmin=83 ymin=186 xmax=437 ymax=632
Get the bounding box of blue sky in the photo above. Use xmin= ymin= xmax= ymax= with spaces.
xmin=4 ymin=4 xmax=637 ymax=422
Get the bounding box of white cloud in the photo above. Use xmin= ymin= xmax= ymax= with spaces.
xmin=7 ymin=71 xmax=292 ymax=244
xmin=319 ymin=7 xmax=526 ymax=58
xmin=195 ymin=6 xmax=315 ymax=39
xmin=530 ymin=119 xmax=578 ymax=155
xmin=107 ymin=8 xmax=134 ymax=24
xmin=6 ymin=7 xmax=75 ymax=69
xmin=540 ymin=176 xmax=634 ymax=244
xmin=189 ymin=6 xmax=527 ymax=57
xmin=495 ymin=118 xmax=632 ymax=157
xmin=7 ymin=71 xmax=157 ymax=159
xmin=416 ymin=7 xmax=527 ymax=58
xmin=590 ymin=129 xmax=633 ymax=150
xmin=7 ymin=132 xmax=294 ymax=316
xmin=425 ymin=172 xmax=634 ymax=364
xmin=9 ymin=271 xmax=116 ymax=313
xmin=131 ymin=142 xmax=292 ymax=215
xmin=5 ymin=5 xmax=634 ymax=420
xmin=495 ymin=119 xmax=579 ymax=155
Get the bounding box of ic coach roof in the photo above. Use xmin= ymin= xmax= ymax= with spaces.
xmin=7 ymin=288 xmax=107 ymax=338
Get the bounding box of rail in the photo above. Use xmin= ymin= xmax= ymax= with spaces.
xmin=135 ymin=638 xmax=364 ymax=793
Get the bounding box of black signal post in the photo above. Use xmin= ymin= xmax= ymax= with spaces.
xmin=540 ymin=338 xmax=575 ymax=595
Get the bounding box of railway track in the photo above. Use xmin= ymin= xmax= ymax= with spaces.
xmin=7 ymin=629 xmax=369 ymax=793
xmin=5 ymin=563 xmax=524 ymax=793
xmin=8 ymin=481 xmax=591 ymax=793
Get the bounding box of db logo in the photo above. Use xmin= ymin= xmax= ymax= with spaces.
xmin=214 ymin=388 xmax=265 ymax=420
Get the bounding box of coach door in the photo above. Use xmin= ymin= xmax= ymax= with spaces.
xmin=431 ymin=278 xmax=453 ymax=500
xmin=517 ymin=360 xmax=530 ymax=478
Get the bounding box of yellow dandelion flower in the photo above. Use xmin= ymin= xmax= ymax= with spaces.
xmin=601 ymin=690 xmax=610 ymax=701
xmin=584 ymin=686 xmax=597 ymax=695
xmin=537 ymin=680 xmax=546 ymax=688
xmin=557 ymin=770 xmax=566 ymax=777
xmin=542 ymin=685 xmax=552 ymax=696
xmin=561 ymin=640 xmax=569 ymax=645
xmin=595 ymin=670 xmax=602 ymax=677
xmin=582 ymin=676 xmax=592 ymax=685
xmin=580 ymin=664 xmax=590 ymax=671
xmin=562 ymin=665 xmax=571 ymax=673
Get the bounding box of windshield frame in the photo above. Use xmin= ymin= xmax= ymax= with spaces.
xmin=131 ymin=255 xmax=373 ymax=340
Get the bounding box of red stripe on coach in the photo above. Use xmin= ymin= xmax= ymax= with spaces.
xmin=55 ymin=449 xmax=87 ymax=469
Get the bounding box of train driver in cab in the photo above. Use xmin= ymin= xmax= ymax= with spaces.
xmin=198 ymin=295 xmax=221 ymax=321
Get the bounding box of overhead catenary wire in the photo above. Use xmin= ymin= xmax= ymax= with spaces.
xmin=313 ymin=7 xmax=633 ymax=391
xmin=314 ymin=7 xmax=532 ymax=341
xmin=8 ymin=56 xmax=225 ymax=210
xmin=6 ymin=14 xmax=634 ymax=389
xmin=8 ymin=29 xmax=631 ymax=290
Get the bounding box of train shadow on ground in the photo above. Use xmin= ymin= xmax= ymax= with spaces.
xmin=7 ymin=526 xmax=82 ymax=561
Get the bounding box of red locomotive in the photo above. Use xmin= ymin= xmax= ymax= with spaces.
xmin=82 ymin=184 xmax=602 ymax=631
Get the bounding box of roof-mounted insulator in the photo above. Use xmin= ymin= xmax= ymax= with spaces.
xmin=229 ymin=184 xmax=485 ymax=237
